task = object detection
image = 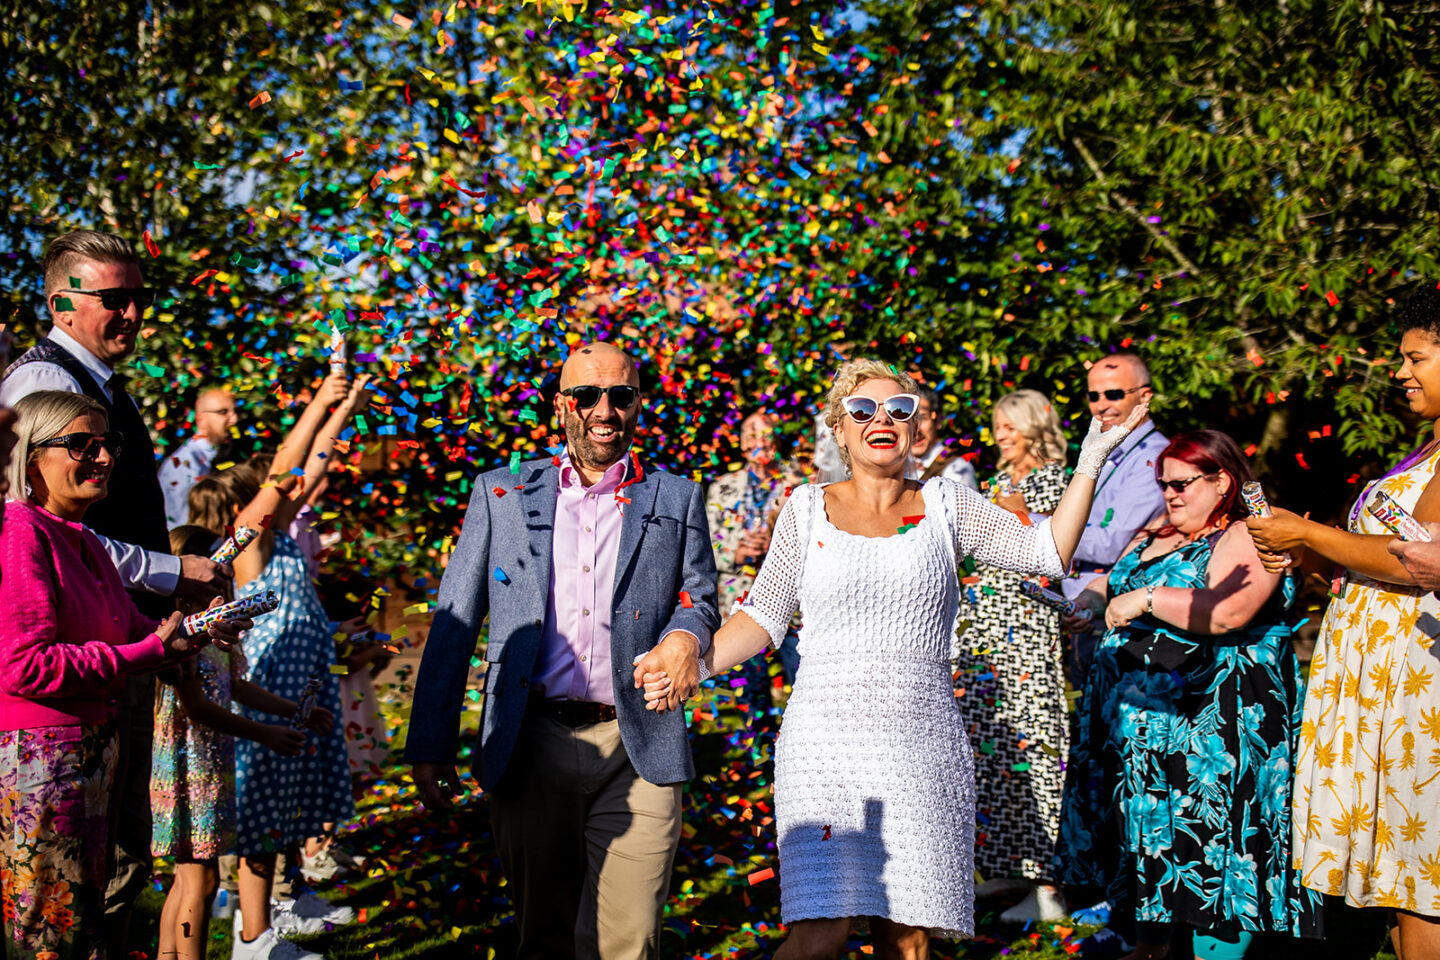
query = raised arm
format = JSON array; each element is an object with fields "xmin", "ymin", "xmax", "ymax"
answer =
[{"xmin": 1247, "ymin": 473, "xmax": 1440, "ymax": 585}]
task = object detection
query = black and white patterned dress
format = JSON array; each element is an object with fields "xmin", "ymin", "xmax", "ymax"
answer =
[{"xmin": 954, "ymin": 463, "xmax": 1068, "ymax": 882}]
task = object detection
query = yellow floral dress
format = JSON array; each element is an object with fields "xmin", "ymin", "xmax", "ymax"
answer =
[{"xmin": 1294, "ymin": 444, "xmax": 1440, "ymax": 914}]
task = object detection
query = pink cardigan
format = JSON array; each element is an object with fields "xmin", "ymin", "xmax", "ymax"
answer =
[{"xmin": 0, "ymin": 500, "xmax": 168, "ymax": 730}]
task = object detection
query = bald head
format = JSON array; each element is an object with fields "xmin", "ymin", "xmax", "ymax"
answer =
[
  {"xmin": 559, "ymin": 341, "xmax": 639, "ymax": 391},
  {"xmin": 554, "ymin": 342, "xmax": 642, "ymax": 483}
]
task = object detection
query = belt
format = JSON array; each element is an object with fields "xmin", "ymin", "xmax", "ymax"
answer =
[{"xmin": 530, "ymin": 695, "xmax": 617, "ymax": 727}]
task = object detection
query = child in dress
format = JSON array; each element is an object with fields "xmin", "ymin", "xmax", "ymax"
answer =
[
  {"xmin": 152, "ymin": 526, "xmax": 330, "ymax": 960},
  {"xmin": 187, "ymin": 370, "xmax": 369, "ymax": 959}
]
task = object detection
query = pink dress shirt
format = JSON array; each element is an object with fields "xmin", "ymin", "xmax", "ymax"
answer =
[
  {"xmin": 533, "ymin": 454, "xmax": 631, "ymax": 705},
  {"xmin": 0, "ymin": 501, "xmax": 168, "ymax": 731}
]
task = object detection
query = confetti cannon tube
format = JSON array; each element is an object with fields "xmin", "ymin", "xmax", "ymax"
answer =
[
  {"xmin": 1019, "ymin": 580, "xmax": 1091, "ymax": 623},
  {"xmin": 1369, "ymin": 490, "xmax": 1433, "ymax": 542},
  {"xmin": 290, "ymin": 672, "xmax": 323, "ymax": 729},
  {"xmin": 180, "ymin": 591, "xmax": 279, "ymax": 638},
  {"xmin": 1241, "ymin": 482, "xmax": 1294, "ymax": 565},
  {"xmin": 329, "ymin": 327, "xmax": 346, "ymax": 373},
  {"xmin": 209, "ymin": 526, "xmax": 259, "ymax": 565}
]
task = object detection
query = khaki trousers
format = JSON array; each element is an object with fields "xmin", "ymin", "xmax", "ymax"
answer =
[{"xmin": 489, "ymin": 711, "xmax": 682, "ymax": 960}]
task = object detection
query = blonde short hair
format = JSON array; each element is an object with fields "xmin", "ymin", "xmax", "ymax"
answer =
[
  {"xmin": 824, "ymin": 359, "xmax": 920, "ymax": 471},
  {"xmin": 993, "ymin": 389, "xmax": 1068, "ymax": 468},
  {"xmin": 6, "ymin": 390, "xmax": 109, "ymax": 501}
]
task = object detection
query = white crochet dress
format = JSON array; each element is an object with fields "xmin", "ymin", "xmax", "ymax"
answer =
[{"xmin": 741, "ymin": 479, "xmax": 1065, "ymax": 937}]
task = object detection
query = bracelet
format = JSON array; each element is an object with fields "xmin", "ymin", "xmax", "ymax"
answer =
[
  {"xmin": 1145, "ymin": 584, "xmax": 1156, "ymax": 614},
  {"xmin": 697, "ymin": 657, "xmax": 711, "ymax": 682}
]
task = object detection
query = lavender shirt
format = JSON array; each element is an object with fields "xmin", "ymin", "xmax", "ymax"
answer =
[
  {"xmin": 1060, "ymin": 422, "xmax": 1170, "ymax": 599},
  {"xmin": 533, "ymin": 454, "xmax": 629, "ymax": 704}
]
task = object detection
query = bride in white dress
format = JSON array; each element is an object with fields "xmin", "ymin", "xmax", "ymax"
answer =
[{"xmin": 638, "ymin": 358, "xmax": 1146, "ymax": 960}]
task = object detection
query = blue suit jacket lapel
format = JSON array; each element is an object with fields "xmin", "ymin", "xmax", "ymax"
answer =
[
  {"xmin": 613, "ymin": 458, "xmax": 661, "ymax": 595},
  {"xmin": 522, "ymin": 461, "xmax": 558, "ymax": 599}
]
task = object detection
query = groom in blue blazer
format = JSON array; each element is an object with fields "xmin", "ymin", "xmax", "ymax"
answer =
[{"xmin": 406, "ymin": 341, "xmax": 720, "ymax": 960}]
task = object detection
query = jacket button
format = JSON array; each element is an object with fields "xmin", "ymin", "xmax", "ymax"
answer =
[
  {"xmin": 534, "ymin": 619, "xmax": 542, "ymax": 627},
  {"xmin": 520, "ymin": 678, "xmax": 529, "ymax": 688}
]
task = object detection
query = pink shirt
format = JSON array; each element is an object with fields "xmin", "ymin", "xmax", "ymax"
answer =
[
  {"xmin": 533, "ymin": 454, "xmax": 631, "ymax": 704},
  {"xmin": 0, "ymin": 501, "xmax": 168, "ymax": 730}
]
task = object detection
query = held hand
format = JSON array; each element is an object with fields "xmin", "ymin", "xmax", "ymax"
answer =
[
  {"xmin": 174, "ymin": 556, "xmax": 234, "ymax": 604},
  {"xmin": 640, "ymin": 670, "xmax": 674, "ymax": 713},
  {"xmin": 261, "ymin": 724, "xmax": 307, "ymax": 757},
  {"xmin": 631, "ymin": 631, "xmax": 701, "ymax": 711},
  {"xmin": 412, "ymin": 762, "xmax": 467, "ymax": 811},
  {"xmin": 1388, "ymin": 529, "xmax": 1440, "ymax": 591},
  {"xmin": 206, "ymin": 615, "xmax": 252, "ymax": 649},
  {"xmin": 1061, "ymin": 592, "xmax": 1103, "ymax": 633},
  {"xmin": 155, "ymin": 612, "xmax": 197, "ymax": 658},
  {"xmin": 306, "ymin": 706, "xmax": 336, "ymax": 735},
  {"xmin": 1075, "ymin": 399, "xmax": 1151, "ymax": 478},
  {"xmin": 1105, "ymin": 588, "xmax": 1150, "ymax": 630},
  {"xmin": 343, "ymin": 373, "xmax": 375, "ymax": 414},
  {"xmin": 1244, "ymin": 507, "xmax": 1310, "ymax": 559},
  {"xmin": 317, "ymin": 369, "xmax": 350, "ymax": 408}
]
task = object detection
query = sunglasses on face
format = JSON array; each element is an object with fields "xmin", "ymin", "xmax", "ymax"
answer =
[
  {"xmin": 1157, "ymin": 473, "xmax": 1213, "ymax": 494},
  {"xmin": 35, "ymin": 431, "xmax": 124, "ymax": 462},
  {"xmin": 1087, "ymin": 384, "xmax": 1150, "ymax": 403},
  {"xmin": 561, "ymin": 384, "xmax": 639, "ymax": 411},
  {"xmin": 67, "ymin": 287, "xmax": 156, "ymax": 311},
  {"xmin": 841, "ymin": 393, "xmax": 920, "ymax": 423}
]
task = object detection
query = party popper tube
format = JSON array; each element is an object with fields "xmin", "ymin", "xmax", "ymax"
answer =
[
  {"xmin": 210, "ymin": 526, "xmax": 259, "ymax": 565},
  {"xmin": 180, "ymin": 591, "xmax": 279, "ymax": 638},
  {"xmin": 1369, "ymin": 490, "xmax": 1433, "ymax": 542}
]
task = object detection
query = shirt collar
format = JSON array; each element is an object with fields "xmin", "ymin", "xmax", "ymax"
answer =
[
  {"xmin": 558, "ymin": 451, "xmax": 632, "ymax": 491},
  {"xmin": 1111, "ymin": 419, "xmax": 1157, "ymax": 461},
  {"xmin": 47, "ymin": 326, "xmax": 116, "ymax": 386},
  {"xmin": 185, "ymin": 434, "xmax": 217, "ymax": 456}
]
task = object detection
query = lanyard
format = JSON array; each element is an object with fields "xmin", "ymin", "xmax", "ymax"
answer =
[{"xmin": 1092, "ymin": 426, "xmax": 1156, "ymax": 501}]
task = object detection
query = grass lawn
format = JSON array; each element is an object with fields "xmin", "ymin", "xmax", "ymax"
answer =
[{"xmin": 129, "ymin": 670, "xmax": 1400, "ymax": 959}]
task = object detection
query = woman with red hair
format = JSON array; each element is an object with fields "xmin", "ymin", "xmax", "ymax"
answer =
[{"xmin": 1053, "ymin": 430, "xmax": 1319, "ymax": 959}]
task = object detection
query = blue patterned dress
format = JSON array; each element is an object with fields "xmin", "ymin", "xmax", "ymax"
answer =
[
  {"xmin": 233, "ymin": 533, "xmax": 354, "ymax": 856},
  {"xmin": 1053, "ymin": 531, "xmax": 1320, "ymax": 937}
]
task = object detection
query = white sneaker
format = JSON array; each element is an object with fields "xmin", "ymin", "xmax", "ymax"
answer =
[
  {"xmin": 999, "ymin": 885, "xmax": 1068, "ymax": 924},
  {"xmin": 299, "ymin": 849, "xmax": 347, "ymax": 883},
  {"xmin": 236, "ymin": 903, "xmax": 325, "ymax": 937},
  {"xmin": 281, "ymin": 891, "xmax": 356, "ymax": 926},
  {"xmin": 327, "ymin": 845, "xmax": 366, "ymax": 871},
  {"xmin": 230, "ymin": 925, "xmax": 324, "ymax": 960},
  {"xmin": 212, "ymin": 887, "xmax": 236, "ymax": 920}
]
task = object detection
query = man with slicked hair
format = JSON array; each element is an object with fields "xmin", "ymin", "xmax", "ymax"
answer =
[
  {"xmin": 407, "ymin": 341, "xmax": 720, "ymax": 959},
  {"xmin": 0, "ymin": 229, "xmax": 232, "ymax": 955}
]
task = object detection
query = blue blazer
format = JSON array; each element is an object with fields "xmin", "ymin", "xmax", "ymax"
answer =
[{"xmin": 405, "ymin": 455, "xmax": 721, "ymax": 790}]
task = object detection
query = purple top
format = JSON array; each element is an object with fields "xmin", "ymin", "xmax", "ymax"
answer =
[{"xmin": 1061, "ymin": 422, "xmax": 1171, "ymax": 599}]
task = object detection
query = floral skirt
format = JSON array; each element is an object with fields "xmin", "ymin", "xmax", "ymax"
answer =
[{"xmin": 0, "ymin": 721, "xmax": 117, "ymax": 960}]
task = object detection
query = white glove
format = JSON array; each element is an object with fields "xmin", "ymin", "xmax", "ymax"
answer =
[{"xmin": 1074, "ymin": 401, "xmax": 1151, "ymax": 479}]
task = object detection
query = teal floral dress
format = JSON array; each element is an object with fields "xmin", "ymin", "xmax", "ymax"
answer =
[{"xmin": 1053, "ymin": 531, "xmax": 1321, "ymax": 937}]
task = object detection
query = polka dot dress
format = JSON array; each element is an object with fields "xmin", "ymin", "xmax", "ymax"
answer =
[{"xmin": 234, "ymin": 532, "xmax": 355, "ymax": 856}]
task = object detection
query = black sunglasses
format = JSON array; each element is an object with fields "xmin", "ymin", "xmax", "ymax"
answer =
[
  {"xmin": 561, "ymin": 385, "xmax": 639, "ymax": 411},
  {"xmin": 66, "ymin": 287, "xmax": 156, "ymax": 311},
  {"xmin": 1157, "ymin": 473, "xmax": 1213, "ymax": 494},
  {"xmin": 1087, "ymin": 384, "xmax": 1150, "ymax": 402},
  {"xmin": 35, "ymin": 431, "xmax": 124, "ymax": 462}
]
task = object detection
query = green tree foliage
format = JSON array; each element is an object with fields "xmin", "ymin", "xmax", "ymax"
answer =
[{"xmin": 1, "ymin": 0, "xmax": 1433, "ymax": 591}]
